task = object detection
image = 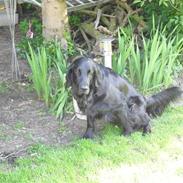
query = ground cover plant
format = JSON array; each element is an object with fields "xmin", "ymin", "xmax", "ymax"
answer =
[{"xmin": 0, "ymin": 106, "xmax": 183, "ymax": 183}]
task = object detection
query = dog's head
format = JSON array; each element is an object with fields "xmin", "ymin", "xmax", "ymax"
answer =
[{"xmin": 66, "ymin": 56, "xmax": 102, "ymax": 96}]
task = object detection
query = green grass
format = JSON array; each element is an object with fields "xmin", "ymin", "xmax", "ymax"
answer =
[
  {"xmin": 0, "ymin": 82, "xmax": 8, "ymax": 94},
  {"xmin": 14, "ymin": 121, "xmax": 25, "ymax": 130},
  {"xmin": 0, "ymin": 107, "xmax": 183, "ymax": 183}
]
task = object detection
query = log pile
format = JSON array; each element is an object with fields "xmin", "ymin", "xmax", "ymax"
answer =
[{"xmin": 71, "ymin": 0, "xmax": 147, "ymax": 55}]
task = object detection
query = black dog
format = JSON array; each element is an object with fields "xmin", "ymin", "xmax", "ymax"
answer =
[{"xmin": 66, "ymin": 56, "xmax": 182, "ymax": 139}]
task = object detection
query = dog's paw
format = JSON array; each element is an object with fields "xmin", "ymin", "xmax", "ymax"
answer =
[
  {"xmin": 83, "ymin": 129, "xmax": 94, "ymax": 139},
  {"xmin": 123, "ymin": 129, "xmax": 133, "ymax": 136},
  {"xmin": 142, "ymin": 124, "xmax": 152, "ymax": 136}
]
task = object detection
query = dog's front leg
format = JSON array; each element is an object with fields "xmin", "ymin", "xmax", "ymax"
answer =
[{"xmin": 83, "ymin": 115, "xmax": 95, "ymax": 139}]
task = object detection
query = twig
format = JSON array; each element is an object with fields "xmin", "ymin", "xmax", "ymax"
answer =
[
  {"xmin": 117, "ymin": 0, "xmax": 147, "ymax": 28},
  {"xmin": 97, "ymin": 26, "xmax": 113, "ymax": 35},
  {"xmin": 80, "ymin": 10, "xmax": 116, "ymax": 18},
  {"xmin": 94, "ymin": 9, "xmax": 102, "ymax": 29},
  {"xmin": 0, "ymin": 145, "xmax": 32, "ymax": 162},
  {"xmin": 79, "ymin": 28, "xmax": 92, "ymax": 51}
]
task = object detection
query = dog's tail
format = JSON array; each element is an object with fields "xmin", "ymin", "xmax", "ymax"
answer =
[{"xmin": 146, "ymin": 86, "xmax": 182, "ymax": 117}]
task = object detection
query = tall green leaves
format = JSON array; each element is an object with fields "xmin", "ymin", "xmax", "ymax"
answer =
[
  {"xmin": 26, "ymin": 42, "xmax": 71, "ymax": 118},
  {"xmin": 114, "ymin": 27, "xmax": 183, "ymax": 93},
  {"xmin": 51, "ymin": 42, "xmax": 71, "ymax": 118},
  {"xmin": 113, "ymin": 30, "xmax": 133, "ymax": 75},
  {"xmin": 27, "ymin": 44, "xmax": 51, "ymax": 106}
]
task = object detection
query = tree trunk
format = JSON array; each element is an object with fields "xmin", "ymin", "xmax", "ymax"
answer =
[{"xmin": 42, "ymin": 0, "xmax": 68, "ymax": 41}]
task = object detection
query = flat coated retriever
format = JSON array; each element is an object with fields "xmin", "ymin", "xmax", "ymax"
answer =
[{"xmin": 66, "ymin": 56, "xmax": 182, "ymax": 139}]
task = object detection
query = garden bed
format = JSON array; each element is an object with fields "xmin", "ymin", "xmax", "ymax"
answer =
[{"xmin": 0, "ymin": 27, "xmax": 86, "ymax": 161}]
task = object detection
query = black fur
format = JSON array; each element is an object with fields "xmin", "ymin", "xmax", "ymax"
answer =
[
  {"xmin": 66, "ymin": 56, "xmax": 182, "ymax": 139},
  {"xmin": 146, "ymin": 87, "xmax": 182, "ymax": 117}
]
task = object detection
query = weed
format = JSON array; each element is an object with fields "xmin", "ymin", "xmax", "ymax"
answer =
[
  {"xmin": 0, "ymin": 83, "xmax": 8, "ymax": 94},
  {"xmin": 14, "ymin": 121, "xmax": 24, "ymax": 130}
]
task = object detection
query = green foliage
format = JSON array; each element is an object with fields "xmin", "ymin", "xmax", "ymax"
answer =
[
  {"xmin": 134, "ymin": 0, "xmax": 183, "ymax": 36},
  {"xmin": 0, "ymin": 83, "xmax": 8, "ymax": 94},
  {"xmin": 0, "ymin": 107, "xmax": 183, "ymax": 183},
  {"xmin": 26, "ymin": 43, "xmax": 51, "ymax": 106},
  {"xmin": 134, "ymin": 0, "xmax": 183, "ymax": 7},
  {"xmin": 69, "ymin": 15, "xmax": 81, "ymax": 27},
  {"xmin": 64, "ymin": 31, "xmax": 77, "ymax": 57},
  {"xmin": 17, "ymin": 17, "xmax": 76, "ymax": 60},
  {"xmin": 113, "ymin": 26, "xmax": 183, "ymax": 93},
  {"xmin": 17, "ymin": 18, "xmax": 43, "ymax": 58},
  {"xmin": 50, "ymin": 42, "xmax": 73, "ymax": 118},
  {"xmin": 26, "ymin": 41, "xmax": 71, "ymax": 117}
]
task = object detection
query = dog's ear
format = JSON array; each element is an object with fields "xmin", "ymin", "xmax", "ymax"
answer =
[
  {"xmin": 66, "ymin": 64, "xmax": 74, "ymax": 87},
  {"xmin": 93, "ymin": 64, "xmax": 103, "ymax": 88}
]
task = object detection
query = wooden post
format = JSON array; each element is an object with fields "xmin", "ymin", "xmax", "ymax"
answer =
[{"xmin": 42, "ymin": 0, "xmax": 68, "ymax": 41}]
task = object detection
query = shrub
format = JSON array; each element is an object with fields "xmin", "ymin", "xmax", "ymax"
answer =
[
  {"xmin": 134, "ymin": 0, "xmax": 183, "ymax": 37},
  {"xmin": 113, "ymin": 26, "xmax": 183, "ymax": 93}
]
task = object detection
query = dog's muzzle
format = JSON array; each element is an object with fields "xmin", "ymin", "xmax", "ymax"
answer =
[{"xmin": 79, "ymin": 85, "xmax": 90, "ymax": 95}]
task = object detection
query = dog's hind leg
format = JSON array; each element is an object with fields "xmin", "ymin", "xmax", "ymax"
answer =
[
  {"xmin": 116, "ymin": 111, "xmax": 133, "ymax": 136},
  {"xmin": 142, "ymin": 123, "xmax": 151, "ymax": 135}
]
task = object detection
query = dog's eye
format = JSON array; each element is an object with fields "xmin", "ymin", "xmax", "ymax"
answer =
[
  {"xmin": 87, "ymin": 70, "xmax": 91, "ymax": 75},
  {"xmin": 74, "ymin": 69, "xmax": 81, "ymax": 76}
]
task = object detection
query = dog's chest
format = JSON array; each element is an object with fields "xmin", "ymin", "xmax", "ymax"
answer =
[{"xmin": 75, "ymin": 92, "xmax": 105, "ymax": 113}]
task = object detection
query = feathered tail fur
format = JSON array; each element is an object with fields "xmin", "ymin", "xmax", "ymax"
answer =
[{"xmin": 146, "ymin": 87, "xmax": 182, "ymax": 117}]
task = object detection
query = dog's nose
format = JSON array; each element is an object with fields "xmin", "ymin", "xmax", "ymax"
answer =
[{"xmin": 81, "ymin": 85, "xmax": 89, "ymax": 91}]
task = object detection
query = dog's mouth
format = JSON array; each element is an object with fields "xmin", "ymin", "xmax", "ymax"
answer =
[{"xmin": 78, "ymin": 89, "xmax": 90, "ymax": 95}]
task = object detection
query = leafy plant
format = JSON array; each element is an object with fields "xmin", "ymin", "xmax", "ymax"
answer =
[
  {"xmin": 50, "ymin": 42, "xmax": 73, "ymax": 118},
  {"xmin": 134, "ymin": 0, "xmax": 183, "ymax": 36},
  {"xmin": 26, "ymin": 41, "xmax": 72, "ymax": 117},
  {"xmin": 63, "ymin": 31, "xmax": 77, "ymax": 57},
  {"xmin": 26, "ymin": 43, "xmax": 51, "ymax": 106},
  {"xmin": 17, "ymin": 18, "xmax": 43, "ymax": 58},
  {"xmin": 113, "ymin": 26, "xmax": 183, "ymax": 93},
  {"xmin": 69, "ymin": 15, "xmax": 81, "ymax": 27}
]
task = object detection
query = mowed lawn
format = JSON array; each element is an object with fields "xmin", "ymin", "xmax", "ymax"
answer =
[{"xmin": 0, "ymin": 107, "xmax": 183, "ymax": 183}]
